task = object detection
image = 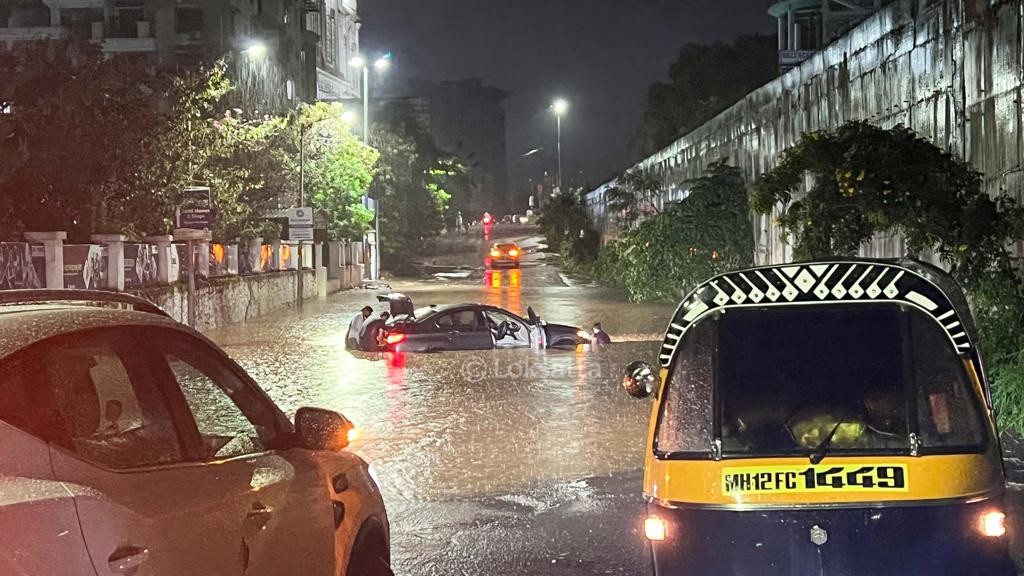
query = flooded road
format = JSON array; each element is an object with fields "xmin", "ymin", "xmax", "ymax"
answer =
[{"xmin": 207, "ymin": 231, "xmax": 676, "ymax": 574}]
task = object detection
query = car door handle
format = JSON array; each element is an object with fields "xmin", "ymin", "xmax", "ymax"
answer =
[
  {"xmin": 108, "ymin": 545, "xmax": 149, "ymax": 574},
  {"xmin": 244, "ymin": 503, "xmax": 273, "ymax": 533}
]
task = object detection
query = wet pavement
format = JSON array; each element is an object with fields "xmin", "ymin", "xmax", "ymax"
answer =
[
  {"xmin": 207, "ymin": 229, "xmax": 675, "ymax": 575},
  {"xmin": 206, "ymin": 227, "xmax": 1024, "ymax": 575}
]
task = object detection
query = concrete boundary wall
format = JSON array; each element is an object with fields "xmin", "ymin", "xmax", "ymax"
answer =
[{"xmin": 587, "ymin": 0, "xmax": 1024, "ymax": 265}]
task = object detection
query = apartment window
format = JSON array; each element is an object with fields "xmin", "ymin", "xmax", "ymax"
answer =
[
  {"xmin": 175, "ymin": 7, "xmax": 202, "ymax": 34},
  {"xmin": 324, "ymin": 9, "xmax": 337, "ymax": 66}
]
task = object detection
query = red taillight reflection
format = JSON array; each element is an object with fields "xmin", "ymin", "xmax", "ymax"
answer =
[{"xmin": 386, "ymin": 333, "xmax": 407, "ymax": 345}]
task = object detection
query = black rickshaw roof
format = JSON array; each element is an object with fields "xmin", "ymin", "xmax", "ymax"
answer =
[{"xmin": 659, "ymin": 259, "xmax": 981, "ymax": 371}]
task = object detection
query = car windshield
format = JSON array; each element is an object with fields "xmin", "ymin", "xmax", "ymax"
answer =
[{"xmin": 657, "ymin": 305, "xmax": 987, "ymax": 458}]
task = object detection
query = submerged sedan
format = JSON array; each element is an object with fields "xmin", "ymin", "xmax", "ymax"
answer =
[{"xmin": 377, "ymin": 294, "xmax": 586, "ymax": 352}]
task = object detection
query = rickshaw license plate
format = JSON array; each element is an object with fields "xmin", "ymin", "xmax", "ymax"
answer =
[{"xmin": 722, "ymin": 464, "xmax": 908, "ymax": 495}]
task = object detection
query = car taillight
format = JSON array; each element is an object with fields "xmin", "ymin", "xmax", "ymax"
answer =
[
  {"xmin": 490, "ymin": 249, "xmax": 501, "ymax": 257},
  {"xmin": 508, "ymin": 248, "xmax": 519, "ymax": 257},
  {"xmin": 386, "ymin": 333, "xmax": 407, "ymax": 345}
]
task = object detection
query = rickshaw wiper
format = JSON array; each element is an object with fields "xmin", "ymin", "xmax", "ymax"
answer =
[{"xmin": 809, "ymin": 419, "xmax": 845, "ymax": 465}]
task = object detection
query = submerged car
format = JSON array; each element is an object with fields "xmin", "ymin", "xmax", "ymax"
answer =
[
  {"xmin": 486, "ymin": 242, "xmax": 522, "ymax": 269},
  {"xmin": 0, "ymin": 290, "xmax": 392, "ymax": 576},
  {"xmin": 622, "ymin": 259, "xmax": 1014, "ymax": 575},
  {"xmin": 377, "ymin": 293, "xmax": 585, "ymax": 352}
]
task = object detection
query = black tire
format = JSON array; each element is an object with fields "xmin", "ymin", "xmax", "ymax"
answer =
[{"xmin": 346, "ymin": 521, "xmax": 392, "ymax": 576}]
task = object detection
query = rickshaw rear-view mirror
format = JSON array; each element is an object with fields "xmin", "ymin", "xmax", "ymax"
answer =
[{"xmin": 623, "ymin": 361, "xmax": 658, "ymax": 399}]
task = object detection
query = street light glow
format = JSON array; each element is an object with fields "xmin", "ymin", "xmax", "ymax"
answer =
[
  {"xmin": 349, "ymin": 55, "xmax": 367, "ymax": 68},
  {"xmin": 552, "ymin": 98, "xmax": 569, "ymax": 115},
  {"xmin": 374, "ymin": 56, "xmax": 391, "ymax": 71},
  {"xmin": 341, "ymin": 110, "xmax": 358, "ymax": 125},
  {"xmin": 244, "ymin": 42, "xmax": 267, "ymax": 58}
]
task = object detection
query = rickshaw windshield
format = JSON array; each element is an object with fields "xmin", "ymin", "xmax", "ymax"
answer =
[{"xmin": 656, "ymin": 304, "xmax": 988, "ymax": 459}]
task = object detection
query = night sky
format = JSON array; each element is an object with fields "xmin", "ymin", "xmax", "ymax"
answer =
[{"xmin": 361, "ymin": 0, "xmax": 775, "ymax": 197}]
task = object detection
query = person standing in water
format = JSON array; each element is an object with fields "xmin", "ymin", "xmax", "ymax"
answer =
[
  {"xmin": 591, "ymin": 322, "xmax": 611, "ymax": 346},
  {"xmin": 347, "ymin": 306, "xmax": 373, "ymax": 349}
]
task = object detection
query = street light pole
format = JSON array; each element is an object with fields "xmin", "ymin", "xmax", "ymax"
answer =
[
  {"xmin": 362, "ymin": 64, "xmax": 370, "ymax": 143},
  {"xmin": 556, "ymin": 113, "xmax": 562, "ymax": 190},
  {"xmin": 551, "ymin": 98, "xmax": 568, "ymax": 191}
]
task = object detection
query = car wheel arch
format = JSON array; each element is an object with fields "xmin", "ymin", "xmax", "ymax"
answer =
[{"xmin": 346, "ymin": 517, "xmax": 391, "ymax": 576}]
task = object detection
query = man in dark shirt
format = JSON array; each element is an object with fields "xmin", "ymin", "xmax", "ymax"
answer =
[
  {"xmin": 591, "ymin": 322, "xmax": 611, "ymax": 346},
  {"xmin": 359, "ymin": 311, "xmax": 391, "ymax": 351}
]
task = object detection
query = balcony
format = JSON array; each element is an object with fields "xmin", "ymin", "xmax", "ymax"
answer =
[
  {"xmin": 100, "ymin": 36, "xmax": 156, "ymax": 53},
  {"xmin": 0, "ymin": 26, "xmax": 67, "ymax": 48},
  {"xmin": 779, "ymin": 49, "xmax": 816, "ymax": 71}
]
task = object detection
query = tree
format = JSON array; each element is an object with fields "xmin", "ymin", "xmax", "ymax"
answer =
[
  {"xmin": 371, "ymin": 100, "xmax": 457, "ymax": 257},
  {"xmin": 753, "ymin": 121, "xmax": 1024, "ymax": 431},
  {"xmin": 605, "ymin": 169, "xmax": 665, "ymax": 226},
  {"xmin": 0, "ymin": 40, "xmax": 166, "ymax": 240},
  {"xmin": 294, "ymin": 102, "xmax": 379, "ymax": 241},
  {"xmin": 628, "ymin": 35, "xmax": 778, "ymax": 160},
  {"xmin": 596, "ymin": 161, "xmax": 754, "ymax": 300},
  {"xmin": 751, "ymin": 121, "xmax": 1021, "ymax": 288},
  {"xmin": 536, "ymin": 188, "xmax": 593, "ymax": 257}
]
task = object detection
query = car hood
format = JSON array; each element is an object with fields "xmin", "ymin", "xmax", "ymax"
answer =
[{"xmin": 377, "ymin": 293, "xmax": 414, "ymax": 317}]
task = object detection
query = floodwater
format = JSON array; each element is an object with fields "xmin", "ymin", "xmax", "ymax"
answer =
[{"xmin": 207, "ymin": 233, "xmax": 677, "ymax": 574}]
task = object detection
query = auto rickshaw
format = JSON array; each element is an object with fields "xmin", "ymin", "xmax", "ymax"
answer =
[{"xmin": 622, "ymin": 259, "xmax": 1016, "ymax": 575}]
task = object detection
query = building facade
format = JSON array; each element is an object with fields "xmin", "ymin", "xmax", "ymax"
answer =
[
  {"xmin": 307, "ymin": 0, "xmax": 360, "ymax": 101},
  {"xmin": 0, "ymin": 0, "xmax": 358, "ymax": 111},
  {"xmin": 769, "ymin": 0, "xmax": 888, "ymax": 71}
]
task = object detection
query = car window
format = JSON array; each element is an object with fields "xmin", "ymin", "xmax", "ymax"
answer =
[
  {"xmin": 0, "ymin": 330, "xmax": 186, "ymax": 469},
  {"xmin": 159, "ymin": 336, "xmax": 279, "ymax": 460},
  {"xmin": 435, "ymin": 310, "xmax": 480, "ymax": 330}
]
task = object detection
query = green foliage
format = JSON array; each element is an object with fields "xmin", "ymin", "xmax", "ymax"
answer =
[
  {"xmin": 594, "ymin": 161, "xmax": 754, "ymax": 300},
  {"xmin": 0, "ymin": 45, "xmax": 379, "ymax": 243},
  {"xmin": 536, "ymin": 188, "xmax": 593, "ymax": 257},
  {"xmin": 372, "ymin": 101, "xmax": 463, "ymax": 257},
  {"xmin": 629, "ymin": 35, "xmax": 778, "ymax": 160},
  {"xmin": 296, "ymin": 102, "xmax": 379, "ymax": 241},
  {"xmin": 606, "ymin": 169, "xmax": 664, "ymax": 226},
  {"xmin": 754, "ymin": 121, "xmax": 1024, "ymax": 432},
  {"xmin": 752, "ymin": 121, "xmax": 1020, "ymax": 288}
]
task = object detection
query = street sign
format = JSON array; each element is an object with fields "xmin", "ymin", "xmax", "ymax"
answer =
[
  {"xmin": 289, "ymin": 227, "xmax": 314, "ymax": 241},
  {"xmin": 287, "ymin": 207, "xmax": 314, "ymax": 228},
  {"xmin": 173, "ymin": 228, "xmax": 212, "ymax": 242},
  {"xmin": 177, "ymin": 186, "xmax": 212, "ymax": 231}
]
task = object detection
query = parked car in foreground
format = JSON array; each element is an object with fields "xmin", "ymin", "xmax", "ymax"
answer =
[
  {"xmin": 0, "ymin": 290, "xmax": 392, "ymax": 576},
  {"xmin": 377, "ymin": 293, "xmax": 587, "ymax": 352}
]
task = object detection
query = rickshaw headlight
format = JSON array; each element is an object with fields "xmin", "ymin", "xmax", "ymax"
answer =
[
  {"xmin": 979, "ymin": 510, "xmax": 1006, "ymax": 538},
  {"xmin": 644, "ymin": 516, "xmax": 667, "ymax": 541}
]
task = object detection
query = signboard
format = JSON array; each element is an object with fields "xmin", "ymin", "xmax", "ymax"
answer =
[
  {"xmin": 287, "ymin": 207, "xmax": 314, "ymax": 241},
  {"xmin": 287, "ymin": 207, "xmax": 314, "ymax": 227},
  {"xmin": 63, "ymin": 245, "xmax": 107, "ymax": 289},
  {"xmin": 176, "ymin": 186, "xmax": 212, "ymax": 231},
  {"xmin": 124, "ymin": 244, "xmax": 158, "ymax": 288},
  {"xmin": 289, "ymin": 227, "xmax": 314, "ymax": 241}
]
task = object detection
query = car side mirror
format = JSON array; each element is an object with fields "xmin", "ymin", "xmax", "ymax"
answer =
[
  {"xmin": 295, "ymin": 407, "xmax": 354, "ymax": 452},
  {"xmin": 622, "ymin": 361, "xmax": 658, "ymax": 399}
]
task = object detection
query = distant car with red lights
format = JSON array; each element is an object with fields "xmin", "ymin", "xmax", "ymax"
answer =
[{"xmin": 487, "ymin": 242, "xmax": 521, "ymax": 269}]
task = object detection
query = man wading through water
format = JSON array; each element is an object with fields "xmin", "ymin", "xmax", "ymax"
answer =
[{"xmin": 347, "ymin": 306, "xmax": 373, "ymax": 350}]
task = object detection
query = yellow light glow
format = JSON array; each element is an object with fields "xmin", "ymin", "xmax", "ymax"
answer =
[
  {"xmin": 490, "ymin": 249, "xmax": 501, "ymax": 257},
  {"xmin": 346, "ymin": 427, "xmax": 361, "ymax": 445},
  {"xmin": 980, "ymin": 511, "xmax": 1006, "ymax": 537},
  {"xmin": 644, "ymin": 516, "xmax": 667, "ymax": 541}
]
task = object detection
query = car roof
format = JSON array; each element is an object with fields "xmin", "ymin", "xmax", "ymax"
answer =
[{"xmin": 0, "ymin": 304, "xmax": 181, "ymax": 359}]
